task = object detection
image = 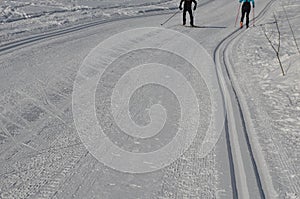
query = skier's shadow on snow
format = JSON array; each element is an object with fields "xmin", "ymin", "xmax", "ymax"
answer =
[{"xmin": 187, "ymin": 25, "xmax": 227, "ymax": 29}]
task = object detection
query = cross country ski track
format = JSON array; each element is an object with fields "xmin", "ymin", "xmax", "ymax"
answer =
[
  {"xmin": 0, "ymin": 0, "xmax": 215, "ymax": 55},
  {"xmin": 0, "ymin": 0, "xmax": 280, "ymax": 198},
  {"xmin": 213, "ymin": 0, "xmax": 278, "ymax": 198}
]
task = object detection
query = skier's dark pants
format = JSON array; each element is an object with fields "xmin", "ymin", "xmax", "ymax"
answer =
[
  {"xmin": 183, "ymin": 8, "xmax": 193, "ymax": 25},
  {"xmin": 241, "ymin": 2, "xmax": 251, "ymax": 27}
]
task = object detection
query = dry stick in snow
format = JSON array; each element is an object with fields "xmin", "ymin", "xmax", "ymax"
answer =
[
  {"xmin": 282, "ymin": 4, "xmax": 300, "ymax": 54},
  {"xmin": 262, "ymin": 14, "xmax": 285, "ymax": 76}
]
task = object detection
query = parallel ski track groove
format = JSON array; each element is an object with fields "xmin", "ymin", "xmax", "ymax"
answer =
[
  {"xmin": 233, "ymin": 2, "xmax": 300, "ymax": 195},
  {"xmin": 224, "ymin": 117, "xmax": 238, "ymax": 199},
  {"xmin": 213, "ymin": 0, "xmax": 276, "ymax": 198},
  {"xmin": 0, "ymin": 0, "xmax": 276, "ymax": 198},
  {"xmin": 0, "ymin": 0, "xmax": 215, "ymax": 56}
]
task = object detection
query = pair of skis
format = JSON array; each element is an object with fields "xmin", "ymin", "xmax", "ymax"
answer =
[{"xmin": 160, "ymin": 11, "xmax": 197, "ymax": 27}]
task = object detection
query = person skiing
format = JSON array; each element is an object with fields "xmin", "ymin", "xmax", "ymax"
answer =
[
  {"xmin": 239, "ymin": 0, "xmax": 255, "ymax": 28},
  {"xmin": 179, "ymin": 0, "xmax": 197, "ymax": 27}
]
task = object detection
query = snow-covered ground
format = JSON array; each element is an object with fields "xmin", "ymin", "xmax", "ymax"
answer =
[
  {"xmin": 0, "ymin": 0, "xmax": 299, "ymax": 198},
  {"xmin": 231, "ymin": 0, "xmax": 300, "ymax": 198},
  {"xmin": 0, "ymin": 1, "xmax": 232, "ymax": 198},
  {"xmin": 0, "ymin": 0, "xmax": 176, "ymax": 43},
  {"xmin": 0, "ymin": 0, "xmax": 210, "ymax": 44}
]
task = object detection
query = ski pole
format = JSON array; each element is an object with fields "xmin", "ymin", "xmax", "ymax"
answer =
[
  {"xmin": 235, "ymin": 3, "xmax": 241, "ymax": 27},
  {"xmin": 252, "ymin": 7, "xmax": 255, "ymax": 27},
  {"xmin": 161, "ymin": 10, "xmax": 181, "ymax": 26}
]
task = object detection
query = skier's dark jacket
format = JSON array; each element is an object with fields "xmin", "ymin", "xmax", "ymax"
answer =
[{"xmin": 179, "ymin": 0, "xmax": 197, "ymax": 10}]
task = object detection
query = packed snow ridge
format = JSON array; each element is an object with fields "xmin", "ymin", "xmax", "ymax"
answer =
[{"xmin": 0, "ymin": 0, "xmax": 196, "ymax": 44}]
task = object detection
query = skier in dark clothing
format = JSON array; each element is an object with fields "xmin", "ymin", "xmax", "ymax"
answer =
[
  {"xmin": 239, "ymin": 0, "xmax": 255, "ymax": 28},
  {"xmin": 179, "ymin": 0, "xmax": 197, "ymax": 27}
]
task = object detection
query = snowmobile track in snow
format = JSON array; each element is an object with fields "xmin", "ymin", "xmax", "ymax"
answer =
[{"xmin": 213, "ymin": 0, "xmax": 279, "ymax": 198}]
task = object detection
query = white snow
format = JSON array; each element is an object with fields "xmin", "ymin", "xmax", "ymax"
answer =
[
  {"xmin": 231, "ymin": 0, "xmax": 300, "ymax": 197},
  {"xmin": 0, "ymin": 0, "xmax": 299, "ymax": 198},
  {"xmin": 0, "ymin": 0, "xmax": 184, "ymax": 44}
]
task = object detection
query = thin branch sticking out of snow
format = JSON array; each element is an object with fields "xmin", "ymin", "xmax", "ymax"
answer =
[
  {"xmin": 282, "ymin": 4, "xmax": 300, "ymax": 55},
  {"xmin": 262, "ymin": 14, "xmax": 285, "ymax": 76}
]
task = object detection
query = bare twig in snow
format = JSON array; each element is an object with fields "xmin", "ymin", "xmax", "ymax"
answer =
[
  {"xmin": 282, "ymin": 4, "xmax": 300, "ymax": 54},
  {"xmin": 262, "ymin": 14, "xmax": 285, "ymax": 76}
]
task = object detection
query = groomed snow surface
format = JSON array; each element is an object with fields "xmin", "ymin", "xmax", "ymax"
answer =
[
  {"xmin": 0, "ymin": 0, "xmax": 207, "ymax": 44},
  {"xmin": 0, "ymin": 0, "xmax": 299, "ymax": 198},
  {"xmin": 231, "ymin": 0, "xmax": 300, "ymax": 198}
]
